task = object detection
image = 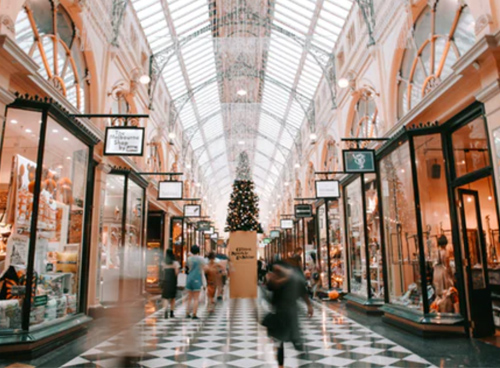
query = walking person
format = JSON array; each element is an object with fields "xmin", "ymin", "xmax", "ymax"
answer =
[
  {"xmin": 263, "ymin": 261, "xmax": 313, "ymax": 368},
  {"xmin": 204, "ymin": 252, "xmax": 221, "ymax": 313},
  {"xmin": 308, "ymin": 252, "xmax": 321, "ymax": 300},
  {"xmin": 161, "ymin": 248, "xmax": 180, "ymax": 318},
  {"xmin": 185, "ymin": 245, "xmax": 205, "ymax": 319}
]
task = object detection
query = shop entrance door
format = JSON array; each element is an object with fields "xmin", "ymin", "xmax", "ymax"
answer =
[{"xmin": 457, "ymin": 189, "xmax": 495, "ymax": 337}]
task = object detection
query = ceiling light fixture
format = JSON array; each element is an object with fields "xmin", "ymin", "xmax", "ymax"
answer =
[
  {"xmin": 294, "ymin": 163, "xmax": 300, "ymax": 168},
  {"xmin": 186, "ymin": 164, "xmax": 191, "ymax": 169},
  {"xmin": 238, "ymin": 140, "xmax": 245, "ymax": 145},
  {"xmin": 168, "ymin": 132, "xmax": 176, "ymax": 140},
  {"xmin": 338, "ymin": 77, "xmax": 350, "ymax": 89},
  {"xmin": 139, "ymin": 74, "xmax": 151, "ymax": 85},
  {"xmin": 237, "ymin": 89, "xmax": 247, "ymax": 96},
  {"xmin": 310, "ymin": 133, "xmax": 317, "ymax": 141},
  {"xmin": 284, "ymin": 182, "xmax": 289, "ymax": 186}
]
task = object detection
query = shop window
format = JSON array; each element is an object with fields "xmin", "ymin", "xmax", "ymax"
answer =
[
  {"xmin": 99, "ymin": 174, "xmax": 145, "ymax": 304},
  {"xmin": 365, "ymin": 173, "xmax": 384, "ymax": 300},
  {"xmin": 317, "ymin": 204, "xmax": 329, "ymax": 288},
  {"xmin": 380, "ymin": 142, "xmax": 423, "ymax": 311},
  {"xmin": 0, "ymin": 104, "xmax": 93, "ymax": 331},
  {"xmin": 452, "ymin": 117, "xmax": 490, "ymax": 178},
  {"xmin": 397, "ymin": 1, "xmax": 475, "ymax": 118},
  {"xmin": 346, "ymin": 178, "xmax": 366, "ymax": 296},
  {"xmin": 328, "ymin": 200, "xmax": 345, "ymax": 290},
  {"xmin": 15, "ymin": 1, "xmax": 89, "ymax": 112},
  {"xmin": 414, "ymin": 134, "xmax": 459, "ymax": 315},
  {"xmin": 350, "ymin": 90, "xmax": 379, "ymax": 139}
]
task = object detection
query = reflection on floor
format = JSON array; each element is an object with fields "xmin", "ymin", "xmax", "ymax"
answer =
[{"xmin": 61, "ymin": 298, "xmax": 435, "ymax": 368}]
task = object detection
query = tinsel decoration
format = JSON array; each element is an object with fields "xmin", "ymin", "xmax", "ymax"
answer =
[{"xmin": 225, "ymin": 152, "xmax": 263, "ymax": 233}]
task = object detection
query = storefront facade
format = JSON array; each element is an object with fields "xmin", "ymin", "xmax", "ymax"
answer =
[{"xmin": 0, "ymin": 96, "xmax": 98, "ymax": 349}]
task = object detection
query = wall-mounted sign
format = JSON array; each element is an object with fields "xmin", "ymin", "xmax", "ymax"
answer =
[
  {"xmin": 295, "ymin": 204, "xmax": 313, "ymax": 218},
  {"xmin": 263, "ymin": 238, "xmax": 271, "ymax": 245},
  {"xmin": 104, "ymin": 127, "xmax": 145, "ymax": 156},
  {"xmin": 184, "ymin": 204, "xmax": 201, "ymax": 218},
  {"xmin": 270, "ymin": 230, "xmax": 280, "ymax": 238},
  {"xmin": 280, "ymin": 219, "xmax": 294, "ymax": 229},
  {"xmin": 210, "ymin": 232, "xmax": 218, "ymax": 240},
  {"xmin": 205, "ymin": 226, "xmax": 215, "ymax": 235},
  {"xmin": 158, "ymin": 181, "xmax": 183, "ymax": 200},
  {"xmin": 315, "ymin": 180, "xmax": 340, "ymax": 199},
  {"xmin": 343, "ymin": 149, "xmax": 376, "ymax": 173},
  {"xmin": 197, "ymin": 221, "xmax": 211, "ymax": 231}
]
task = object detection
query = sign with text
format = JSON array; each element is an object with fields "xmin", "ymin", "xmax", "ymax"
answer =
[
  {"xmin": 104, "ymin": 127, "xmax": 145, "ymax": 156},
  {"xmin": 270, "ymin": 230, "xmax": 280, "ymax": 238},
  {"xmin": 315, "ymin": 180, "xmax": 340, "ymax": 199},
  {"xmin": 343, "ymin": 149, "xmax": 376, "ymax": 173},
  {"xmin": 205, "ymin": 226, "xmax": 215, "ymax": 235},
  {"xmin": 158, "ymin": 181, "xmax": 183, "ymax": 200},
  {"xmin": 280, "ymin": 219, "xmax": 294, "ymax": 229},
  {"xmin": 197, "ymin": 221, "xmax": 211, "ymax": 231},
  {"xmin": 295, "ymin": 204, "xmax": 313, "ymax": 218},
  {"xmin": 210, "ymin": 232, "xmax": 218, "ymax": 240},
  {"xmin": 184, "ymin": 204, "xmax": 201, "ymax": 218}
]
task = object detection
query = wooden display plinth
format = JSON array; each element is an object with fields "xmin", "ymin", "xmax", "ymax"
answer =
[{"xmin": 229, "ymin": 231, "xmax": 257, "ymax": 299}]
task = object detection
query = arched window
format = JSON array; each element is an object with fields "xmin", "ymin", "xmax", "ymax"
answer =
[
  {"xmin": 351, "ymin": 90, "xmax": 379, "ymax": 139},
  {"xmin": 398, "ymin": 0, "xmax": 475, "ymax": 118},
  {"xmin": 15, "ymin": 0, "xmax": 89, "ymax": 112}
]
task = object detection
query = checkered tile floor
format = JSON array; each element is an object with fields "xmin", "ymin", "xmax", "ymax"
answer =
[{"xmin": 62, "ymin": 297, "xmax": 436, "ymax": 367}]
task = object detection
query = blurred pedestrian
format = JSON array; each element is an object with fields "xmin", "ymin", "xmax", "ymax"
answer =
[
  {"xmin": 161, "ymin": 248, "xmax": 180, "ymax": 318},
  {"xmin": 308, "ymin": 252, "xmax": 321, "ymax": 300},
  {"xmin": 263, "ymin": 261, "xmax": 313, "ymax": 368},
  {"xmin": 185, "ymin": 245, "xmax": 205, "ymax": 319},
  {"xmin": 204, "ymin": 252, "xmax": 221, "ymax": 313}
]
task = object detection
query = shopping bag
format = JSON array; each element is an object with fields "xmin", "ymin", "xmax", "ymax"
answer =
[{"xmin": 177, "ymin": 272, "xmax": 187, "ymax": 288}]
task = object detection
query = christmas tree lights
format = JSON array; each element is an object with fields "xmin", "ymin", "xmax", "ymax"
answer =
[{"xmin": 225, "ymin": 152, "xmax": 263, "ymax": 233}]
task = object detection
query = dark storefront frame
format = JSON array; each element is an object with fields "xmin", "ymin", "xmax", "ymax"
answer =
[
  {"xmin": 376, "ymin": 102, "xmax": 500, "ymax": 337},
  {"xmin": 0, "ymin": 96, "xmax": 99, "ymax": 346}
]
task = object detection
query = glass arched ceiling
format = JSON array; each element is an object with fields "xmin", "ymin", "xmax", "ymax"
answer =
[{"xmin": 131, "ymin": 0, "xmax": 354, "ymax": 199}]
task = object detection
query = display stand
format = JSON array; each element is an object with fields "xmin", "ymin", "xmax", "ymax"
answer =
[{"xmin": 229, "ymin": 231, "xmax": 257, "ymax": 299}]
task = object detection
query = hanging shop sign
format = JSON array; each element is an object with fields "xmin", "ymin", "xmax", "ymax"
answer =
[
  {"xmin": 104, "ymin": 126, "xmax": 145, "ymax": 156},
  {"xmin": 295, "ymin": 204, "xmax": 313, "ymax": 218},
  {"xmin": 315, "ymin": 180, "xmax": 340, "ymax": 199},
  {"xmin": 211, "ymin": 232, "xmax": 219, "ymax": 240},
  {"xmin": 270, "ymin": 230, "xmax": 280, "ymax": 238},
  {"xmin": 280, "ymin": 219, "xmax": 294, "ymax": 229},
  {"xmin": 158, "ymin": 181, "xmax": 183, "ymax": 200},
  {"xmin": 184, "ymin": 204, "xmax": 201, "ymax": 218},
  {"xmin": 263, "ymin": 238, "xmax": 271, "ymax": 245},
  {"xmin": 205, "ymin": 226, "xmax": 215, "ymax": 235},
  {"xmin": 197, "ymin": 221, "xmax": 211, "ymax": 231},
  {"xmin": 343, "ymin": 149, "xmax": 376, "ymax": 173}
]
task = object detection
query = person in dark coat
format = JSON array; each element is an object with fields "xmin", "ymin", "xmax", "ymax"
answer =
[
  {"xmin": 162, "ymin": 248, "xmax": 180, "ymax": 318},
  {"xmin": 264, "ymin": 261, "xmax": 313, "ymax": 368}
]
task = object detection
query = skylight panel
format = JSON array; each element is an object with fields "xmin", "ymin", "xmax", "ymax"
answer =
[
  {"xmin": 279, "ymin": 130, "xmax": 295, "ymax": 149},
  {"xmin": 274, "ymin": 150, "xmax": 286, "ymax": 164},
  {"xmin": 256, "ymin": 138, "xmax": 275, "ymax": 157},
  {"xmin": 198, "ymin": 150, "xmax": 209, "ymax": 165},
  {"xmin": 191, "ymin": 131, "xmax": 204, "ymax": 150}
]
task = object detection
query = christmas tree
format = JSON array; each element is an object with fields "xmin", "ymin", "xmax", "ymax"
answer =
[{"xmin": 225, "ymin": 152, "xmax": 263, "ymax": 233}]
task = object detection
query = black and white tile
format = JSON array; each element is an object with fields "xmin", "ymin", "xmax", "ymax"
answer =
[{"xmin": 61, "ymin": 296, "xmax": 437, "ymax": 367}]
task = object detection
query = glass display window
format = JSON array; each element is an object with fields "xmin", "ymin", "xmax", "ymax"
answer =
[
  {"xmin": 413, "ymin": 134, "xmax": 459, "ymax": 315},
  {"xmin": 317, "ymin": 204, "xmax": 329, "ymax": 288},
  {"xmin": 328, "ymin": 200, "xmax": 345, "ymax": 290},
  {"xmin": 0, "ymin": 99, "xmax": 96, "ymax": 334},
  {"xmin": 452, "ymin": 117, "xmax": 490, "ymax": 178},
  {"xmin": 345, "ymin": 178, "xmax": 366, "ymax": 297},
  {"xmin": 99, "ymin": 172, "xmax": 146, "ymax": 305},
  {"xmin": 365, "ymin": 174, "xmax": 384, "ymax": 301},
  {"xmin": 380, "ymin": 142, "xmax": 423, "ymax": 311}
]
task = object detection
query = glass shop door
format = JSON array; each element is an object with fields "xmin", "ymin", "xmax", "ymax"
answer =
[{"xmin": 457, "ymin": 189, "xmax": 495, "ymax": 337}]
